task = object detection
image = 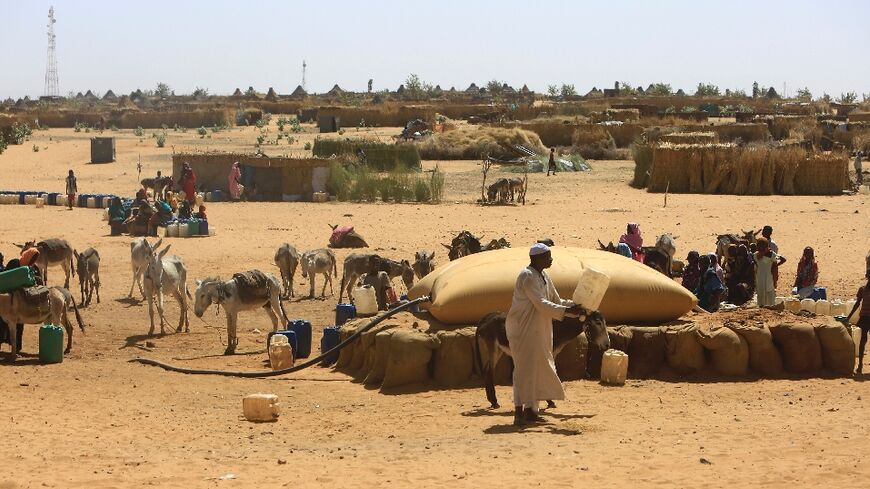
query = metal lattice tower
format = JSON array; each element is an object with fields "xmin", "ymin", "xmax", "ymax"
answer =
[
  {"xmin": 302, "ymin": 60, "xmax": 307, "ymax": 92},
  {"xmin": 44, "ymin": 6, "xmax": 59, "ymax": 97}
]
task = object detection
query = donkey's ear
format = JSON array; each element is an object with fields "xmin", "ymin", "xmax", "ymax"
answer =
[
  {"xmin": 196, "ymin": 279, "xmax": 203, "ymax": 286},
  {"xmin": 427, "ymin": 251, "xmax": 435, "ymax": 260},
  {"xmin": 73, "ymin": 250, "xmax": 80, "ymax": 260},
  {"xmin": 442, "ymin": 243, "xmax": 451, "ymax": 250},
  {"xmin": 158, "ymin": 244, "xmax": 171, "ymax": 258},
  {"xmin": 153, "ymin": 238, "xmax": 163, "ymax": 250}
]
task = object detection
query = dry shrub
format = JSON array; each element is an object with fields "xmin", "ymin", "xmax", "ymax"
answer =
[
  {"xmin": 631, "ymin": 143, "xmax": 654, "ymax": 188},
  {"xmin": 603, "ymin": 108, "xmax": 640, "ymax": 122},
  {"xmin": 415, "ymin": 126, "xmax": 545, "ymax": 160},
  {"xmin": 607, "ymin": 124, "xmax": 645, "ymax": 147}
]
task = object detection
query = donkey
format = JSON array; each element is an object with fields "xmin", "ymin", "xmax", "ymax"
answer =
[
  {"xmin": 143, "ymin": 244, "xmax": 190, "ymax": 336},
  {"xmin": 339, "ymin": 254, "xmax": 413, "ymax": 303},
  {"xmin": 475, "ymin": 310, "xmax": 610, "ymax": 409},
  {"xmin": 128, "ymin": 238, "xmax": 162, "ymax": 299},
  {"xmin": 0, "ymin": 286, "xmax": 85, "ymax": 360},
  {"xmin": 412, "ymin": 250, "xmax": 436, "ymax": 279},
  {"xmin": 442, "ymin": 231, "xmax": 484, "ymax": 261},
  {"xmin": 74, "ymin": 248, "xmax": 101, "ymax": 306},
  {"xmin": 301, "ymin": 248, "xmax": 338, "ymax": 298},
  {"xmin": 486, "ymin": 178, "xmax": 511, "ymax": 203},
  {"xmin": 274, "ymin": 243, "xmax": 300, "ymax": 299},
  {"xmin": 194, "ymin": 270, "xmax": 288, "ymax": 355},
  {"xmin": 14, "ymin": 239, "xmax": 75, "ymax": 288},
  {"xmin": 508, "ymin": 177, "xmax": 525, "ymax": 202}
]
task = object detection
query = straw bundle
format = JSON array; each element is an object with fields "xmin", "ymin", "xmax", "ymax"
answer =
[
  {"xmin": 793, "ymin": 153, "xmax": 849, "ymax": 195},
  {"xmin": 606, "ymin": 124, "xmax": 645, "ymax": 147},
  {"xmin": 630, "ymin": 143, "xmax": 654, "ymax": 188},
  {"xmin": 119, "ymin": 110, "xmax": 230, "ymax": 129},
  {"xmin": 659, "ymin": 132, "xmax": 718, "ymax": 144},
  {"xmin": 571, "ymin": 124, "xmax": 610, "ymax": 146}
]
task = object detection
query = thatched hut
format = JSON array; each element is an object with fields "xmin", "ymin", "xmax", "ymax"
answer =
[
  {"xmin": 265, "ymin": 87, "xmax": 278, "ymax": 102},
  {"xmin": 290, "ymin": 85, "xmax": 307, "ymax": 98},
  {"xmin": 102, "ymin": 90, "xmax": 117, "ymax": 101},
  {"xmin": 232, "ymin": 88, "xmax": 243, "ymax": 98},
  {"xmin": 326, "ymin": 84, "xmax": 345, "ymax": 97}
]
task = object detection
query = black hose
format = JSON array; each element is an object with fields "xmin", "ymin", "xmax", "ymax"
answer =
[{"xmin": 129, "ymin": 296, "xmax": 430, "ymax": 377}]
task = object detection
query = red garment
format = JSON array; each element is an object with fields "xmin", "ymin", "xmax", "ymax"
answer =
[
  {"xmin": 20, "ymin": 248, "xmax": 39, "ymax": 266},
  {"xmin": 329, "ymin": 225, "xmax": 354, "ymax": 247},
  {"xmin": 619, "ymin": 223, "xmax": 644, "ymax": 262},
  {"xmin": 182, "ymin": 170, "xmax": 197, "ymax": 203}
]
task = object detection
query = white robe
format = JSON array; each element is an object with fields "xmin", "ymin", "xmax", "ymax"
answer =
[{"xmin": 505, "ymin": 266, "xmax": 572, "ymax": 408}]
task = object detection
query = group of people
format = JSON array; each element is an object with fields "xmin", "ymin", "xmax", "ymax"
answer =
[
  {"xmin": 680, "ymin": 226, "xmax": 826, "ymax": 313},
  {"xmin": 109, "ymin": 164, "xmax": 207, "ymax": 237},
  {"xmin": 0, "ymin": 248, "xmax": 45, "ymax": 351}
]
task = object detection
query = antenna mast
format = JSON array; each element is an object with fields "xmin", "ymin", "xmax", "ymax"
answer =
[
  {"xmin": 44, "ymin": 6, "xmax": 59, "ymax": 97},
  {"xmin": 302, "ymin": 60, "xmax": 307, "ymax": 92}
]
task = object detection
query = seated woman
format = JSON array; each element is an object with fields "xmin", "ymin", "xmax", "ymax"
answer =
[
  {"xmin": 195, "ymin": 205, "xmax": 207, "ymax": 220},
  {"xmin": 618, "ymin": 222, "xmax": 644, "ymax": 262},
  {"xmin": 148, "ymin": 199, "xmax": 174, "ymax": 236},
  {"xmin": 108, "ymin": 197, "xmax": 127, "ymax": 236},
  {"xmin": 793, "ymin": 247, "xmax": 819, "ymax": 299},
  {"xmin": 178, "ymin": 200, "xmax": 192, "ymax": 220},
  {"xmin": 125, "ymin": 201, "xmax": 154, "ymax": 237},
  {"xmin": 681, "ymin": 251, "xmax": 701, "ymax": 292},
  {"xmin": 726, "ymin": 246, "xmax": 756, "ymax": 306},
  {"xmin": 695, "ymin": 254, "xmax": 725, "ymax": 312}
]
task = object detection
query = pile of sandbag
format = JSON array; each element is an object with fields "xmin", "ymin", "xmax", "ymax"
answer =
[{"xmin": 331, "ymin": 312, "xmax": 857, "ymax": 393}]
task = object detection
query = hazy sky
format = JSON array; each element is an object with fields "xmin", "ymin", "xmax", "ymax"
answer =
[{"xmin": 2, "ymin": 0, "xmax": 868, "ymax": 100}]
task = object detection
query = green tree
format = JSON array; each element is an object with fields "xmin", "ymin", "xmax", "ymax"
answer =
[
  {"xmin": 192, "ymin": 87, "xmax": 209, "ymax": 97},
  {"xmin": 560, "ymin": 83, "xmax": 577, "ymax": 98},
  {"xmin": 547, "ymin": 85, "xmax": 558, "ymax": 97},
  {"xmin": 618, "ymin": 81, "xmax": 636, "ymax": 96},
  {"xmin": 404, "ymin": 73, "xmax": 432, "ymax": 100},
  {"xmin": 486, "ymin": 79, "xmax": 505, "ymax": 97},
  {"xmin": 647, "ymin": 83, "xmax": 672, "ymax": 96},
  {"xmin": 795, "ymin": 87, "xmax": 812, "ymax": 100},
  {"xmin": 367, "ymin": 79, "xmax": 373, "ymax": 93},
  {"xmin": 837, "ymin": 91, "xmax": 857, "ymax": 104},
  {"xmin": 155, "ymin": 82, "xmax": 171, "ymax": 98},
  {"xmin": 695, "ymin": 82, "xmax": 720, "ymax": 97},
  {"xmin": 820, "ymin": 93, "xmax": 832, "ymax": 103},
  {"xmin": 752, "ymin": 81, "xmax": 760, "ymax": 98}
]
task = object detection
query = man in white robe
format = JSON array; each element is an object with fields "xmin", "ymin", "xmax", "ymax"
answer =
[{"xmin": 506, "ymin": 243, "xmax": 585, "ymax": 426}]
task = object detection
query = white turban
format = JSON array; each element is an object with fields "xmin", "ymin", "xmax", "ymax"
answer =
[{"xmin": 529, "ymin": 243, "xmax": 550, "ymax": 256}]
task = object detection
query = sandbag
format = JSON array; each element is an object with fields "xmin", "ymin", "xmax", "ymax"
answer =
[
  {"xmin": 628, "ymin": 327, "xmax": 666, "ymax": 378},
  {"xmin": 335, "ymin": 320, "xmax": 364, "ymax": 369},
  {"xmin": 769, "ymin": 323, "xmax": 823, "ymax": 373},
  {"xmin": 408, "ymin": 247, "xmax": 697, "ymax": 325},
  {"xmin": 554, "ymin": 334, "xmax": 588, "ymax": 381},
  {"xmin": 363, "ymin": 330, "xmax": 394, "ymax": 386},
  {"xmin": 728, "ymin": 323, "xmax": 783, "ymax": 377},
  {"xmin": 356, "ymin": 328, "xmax": 381, "ymax": 380},
  {"xmin": 814, "ymin": 322, "xmax": 855, "ymax": 375},
  {"xmin": 587, "ymin": 327, "xmax": 633, "ymax": 378},
  {"xmin": 432, "ymin": 328, "xmax": 475, "ymax": 387},
  {"xmin": 696, "ymin": 325, "xmax": 749, "ymax": 376},
  {"xmin": 381, "ymin": 330, "xmax": 440, "ymax": 389},
  {"xmin": 664, "ymin": 324, "xmax": 706, "ymax": 373}
]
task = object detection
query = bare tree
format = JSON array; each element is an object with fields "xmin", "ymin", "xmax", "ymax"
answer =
[{"xmin": 481, "ymin": 156, "xmax": 493, "ymax": 202}]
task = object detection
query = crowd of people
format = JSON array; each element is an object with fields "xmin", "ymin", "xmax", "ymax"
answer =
[{"xmin": 108, "ymin": 163, "xmax": 208, "ymax": 237}]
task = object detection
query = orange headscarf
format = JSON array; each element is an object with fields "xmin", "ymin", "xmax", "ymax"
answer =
[{"xmin": 20, "ymin": 248, "xmax": 40, "ymax": 266}]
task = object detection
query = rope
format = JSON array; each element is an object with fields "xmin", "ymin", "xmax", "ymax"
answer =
[{"xmin": 129, "ymin": 296, "xmax": 429, "ymax": 377}]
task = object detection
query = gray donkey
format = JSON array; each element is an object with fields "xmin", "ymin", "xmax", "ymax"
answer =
[
  {"xmin": 274, "ymin": 243, "xmax": 300, "ymax": 299},
  {"xmin": 74, "ymin": 247, "xmax": 101, "ymax": 306},
  {"xmin": 301, "ymin": 248, "xmax": 338, "ymax": 299}
]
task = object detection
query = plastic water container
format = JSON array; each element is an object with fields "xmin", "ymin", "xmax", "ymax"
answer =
[
  {"xmin": 800, "ymin": 298, "xmax": 816, "ymax": 313},
  {"xmin": 831, "ymin": 300, "xmax": 848, "ymax": 317},
  {"xmin": 24, "ymin": 194, "xmax": 35, "ymax": 205},
  {"xmin": 205, "ymin": 192, "xmax": 212, "ymax": 202},
  {"xmin": 242, "ymin": 394, "xmax": 280, "ymax": 422},
  {"xmin": 188, "ymin": 219, "xmax": 200, "ymax": 236},
  {"xmin": 312, "ymin": 192, "xmax": 328, "ymax": 203},
  {"xmin": 600, "ymin": 349, "xmax": 629, "ymax": 385},
  {"xmin": 167, "ymin": 222, "xmax": 179, "ymax": 237},
  {"xmin": 158, "ymin": 226, "xmax": 168, "ymax": 238},
  {"xmin": 211, "ymin": 190, "xmax": 223, "ymax": 202},
  {"xmin": 286, "ymin": 320, "xmax": 312, "ymax": 358},
  {"xmin": 814, "ymin": 299, "xmax": 831, "ymax": 316},
  {"xmin": 353, "ymin": 285, "xmax": 378, "ymax": 316},
  {"xmin": 86, "ymin": 197, "xmax": 96, "ymax": 208},
  {"xmin": 39, "ymin": 324, "xmax": 64, "ymax": 364},
  {"xmin": 267, "ymin": 330, "xmax": 298, "ymax": 357},
  {"xmin": 178, "ymin": 222, "xmax": 190, "ymax": 238},
  {"xmin": 399, "ymin": 294, "xmax": 419, "ymax": 313},
  {"xmin": 195, "ymin": 193, "xmax": 204, "ymax": 206},
  {"xmin": 335, "ymin": 304, "xmax": 356, "ymax": 326},
  {"xmin": 572, "ymin": 267, "xmax": 611, "ymax": 311},
  {"xmin": 198, "ymin": 220, "xmax": 209, "ymax": 236},
  {"xmin": 208, "ymin": 227, "xmax": 216, "ymax": 237},
  {"xmin": 784, "ymin": 298, "xmax": 801, "ymax": 313},
  {"xmin": 809, "ymin": 287, "xmax": 827, "ymax": 301},
  {"xmin": 321, "ymin": 326, "xmax": 341, "ymax": 365},
  {"xmin": 35, "ymin": 197, "xmax": 44, "ymax": 208},
  {"xmin": 269, "ymin": 342, "xmax": 294, "ymax": 370}
]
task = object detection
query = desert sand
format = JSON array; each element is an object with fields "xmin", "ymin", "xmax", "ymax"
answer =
[{"xmin": 0, "ymin": 123, "xmax": 868, "ymax": 488}]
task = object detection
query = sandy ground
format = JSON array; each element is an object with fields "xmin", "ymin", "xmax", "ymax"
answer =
[{"xmin": 0, "ymin": 124, "xmax": 868, "ymax": 488}]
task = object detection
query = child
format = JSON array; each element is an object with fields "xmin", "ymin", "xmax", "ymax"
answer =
[
  {"xmin": 65, "ymin": 169, "xmax": 77, "ymax": 209},
  {"xmin": 196, "ymin": 205, "xmax": 207, "ymax": 220},
  {"xmin": 848, "ymin": 268, "xmax": 870, "ymax": 375},
  {"xmin": 754, "ymin": 237, "xmax": 786, "ymax": 307}
]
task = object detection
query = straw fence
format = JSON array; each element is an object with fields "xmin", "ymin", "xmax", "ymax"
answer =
[
  {"xmin": 709, "ymin": 123, "xmax": 770, "ymax": 143},
  {"xmin": 645, "ymin": 143, "xmax": 847, "ymax": 195},
  {"xmin": 313, "ymin": 138, "xmax": 421, "ymax": 170},
  {"xmin": 316, "ymin": 105, "xmax": 435, "ymax": 127}
]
